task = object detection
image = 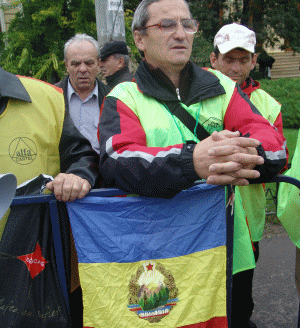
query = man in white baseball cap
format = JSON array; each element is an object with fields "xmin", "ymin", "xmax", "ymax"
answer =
[
  {"xmin": 210, "ymin": 22, "xmax": 256, "ymax": 85},
  {"xmin": 210, "ymin": 23, "xmax": 286, "ymax": 328}
]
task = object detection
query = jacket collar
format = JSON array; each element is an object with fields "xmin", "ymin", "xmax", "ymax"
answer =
[
  {"xmin": 135, "ymin": 60, "xmax": 225, "ymax": 106},
  {"xmin": 56, "ymin": 75, "xmax": 110, "ymax": 110},
  {"xmin": 106, "ymin": 66, "xmax": 130, "ymax": 87},
  {"xmin": 240, "ymin": 76, "xmax": 260, "ymax": 97},
  {"xmin": 67, "ymin": 77, "xmax": 99, "ymax": 103},
  {"xmin": 0, "ymin": 67, "xmax": 31, "ymax": 102}
]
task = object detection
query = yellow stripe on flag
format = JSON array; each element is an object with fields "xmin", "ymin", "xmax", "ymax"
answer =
[{"xmin": 79, "ymin": 245, "xmax": 226, "ymax": 328}]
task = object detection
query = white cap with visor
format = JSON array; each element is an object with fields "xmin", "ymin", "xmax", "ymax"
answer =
[{"xmin": 214, "ymin": 23, "xmax": 256, "ymax": 54}]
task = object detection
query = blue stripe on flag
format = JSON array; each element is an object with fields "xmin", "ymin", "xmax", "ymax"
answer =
[{"xmin": 67, "ymin": 184, "xmax": 226, "ymax": 263}]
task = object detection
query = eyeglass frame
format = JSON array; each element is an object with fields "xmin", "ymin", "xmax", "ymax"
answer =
[{"xmin": 136, "ymin": 18, "xmax": 199, "ymax": 34}]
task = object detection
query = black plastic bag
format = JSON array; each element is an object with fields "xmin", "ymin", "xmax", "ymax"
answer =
[{"xmin": 0, "ymin": 175, "xmax": 73, "ymax": 327}]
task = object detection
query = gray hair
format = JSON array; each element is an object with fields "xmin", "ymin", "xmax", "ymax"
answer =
[
  {"xmin": 112, "ymin": 54, "xmax": 130, "ymax": 67},
  {"xmin": 64, "ymin": 33, "xmax": 100, "ymax": 60},
  {"xmin": 132, "ymin": 0, "xmax": 191, "ymax": 35}
]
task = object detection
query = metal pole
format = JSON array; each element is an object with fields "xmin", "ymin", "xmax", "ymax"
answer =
[
  {"xmin": 0, "ymin": 0, "xmax": 7, "ymax": 32},
  {"xmin": 95, "ymin": 0, "xmax": 126, "ymax": 48}
]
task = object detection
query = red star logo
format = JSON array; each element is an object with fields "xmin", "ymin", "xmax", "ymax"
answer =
[
  {"xmin": 17, "ymin": 243, "xmax": 48, "ymax": 279},
  {"xmin": 146, "ymin": 263, "xmax": 153, "ymax": 271}
]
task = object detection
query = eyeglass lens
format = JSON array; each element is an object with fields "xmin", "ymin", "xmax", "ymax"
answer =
[{"xmin": 160, "ymin": 19, "xmax": 198, "ymax": 33}]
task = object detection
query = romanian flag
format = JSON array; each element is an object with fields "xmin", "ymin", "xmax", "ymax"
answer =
[{"xmin": 67, "ymin": 184, "xmax": 228, "ymax": 328}]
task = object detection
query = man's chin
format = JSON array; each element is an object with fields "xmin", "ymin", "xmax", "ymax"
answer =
[
  {"xmin": 229, "ymin": 76, "xmax": 242, "ymax": 84},
  {"xmin": 169, "ymin": 56, "xmax": 190, "ymax": 68},
  {"xmin": 78, "ymin": 80, "xmax": 91, "ymax": 87}
]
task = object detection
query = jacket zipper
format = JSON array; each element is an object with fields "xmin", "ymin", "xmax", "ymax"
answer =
[{"xmin": 176, "ymin": 88, "xmax": 181, "ymax": 101}]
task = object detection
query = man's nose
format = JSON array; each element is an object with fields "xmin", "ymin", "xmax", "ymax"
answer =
[
  {"xmin": 78, "ymin": 64, "xmax": 88, "ymax": 72},
  {"xmin": 173, "ymin": 22, "xmax": 187, "ymax": 39},
  {"xmin": 231, "ymin": 60, "xmax": 242, "ymax": 72}
]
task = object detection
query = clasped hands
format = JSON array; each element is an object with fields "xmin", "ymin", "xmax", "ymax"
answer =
[{"xmin": 193, "ymin": 130, "xmax": 264, "ymax": 186}]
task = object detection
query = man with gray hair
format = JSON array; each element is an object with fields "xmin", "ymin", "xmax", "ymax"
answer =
[
  {"xmin": 99, "ymin": 2, "xmax": 287, "ymax": 326},
  {"xmin": 56, "ymin": 33, "xmax": 110, "ymax": 154},
  {"xmin": 99, "ymin": 40, "xmax": 134, "ymax": 89}
]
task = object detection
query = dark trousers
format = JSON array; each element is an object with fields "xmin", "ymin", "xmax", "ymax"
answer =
[
  {"xmin": 231, "ymin": 242, "xmax": 259, "ymax": 328},
  {"xmin": 70, "ymin": 286, "xmax": 84, "ymax": 328}
]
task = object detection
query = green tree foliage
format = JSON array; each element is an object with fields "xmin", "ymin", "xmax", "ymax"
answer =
[
  {"xmin": 269, "ymin": 0, "xmax": 300, "ymax": 53},
  {"xmin": 123, "ymin": 0, "xmax": 140, "ymax": 12},
  {"xmin": 189, "ymin": 0, "xmax": 229, "ymax": 43},
  {"xmin": 191, "ymin": 33, "xmax": 214, "ymax": 67},
  {"xmin": 231, "ymin": 0, "xmax": 300, "ymax": 53},
  {"xmin": 189, "ymin": 0, "xmax": 300, "ymax": 59},
  {"xmin": 0, "ymin": 0, "xmax": 96, "ymax": 82},
  {"xmin": 124, "ymin": 9, "xmax": 141, "ymax": 63},
  {"xmin": 75, "ymin": 0, "xmax": 97, "ymax": 35}
]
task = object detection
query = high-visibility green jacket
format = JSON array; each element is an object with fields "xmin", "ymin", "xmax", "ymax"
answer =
[
  {"xmin": 278, "ymin": 129, "xmax": 300, "ymax": 247},
  {"xmin": 236, "ymin": 77, "xmax": 284, "ymax": 242},
  {"xmin": 99, "ymin": 61, "xmax": 287, "ymax": 274}
]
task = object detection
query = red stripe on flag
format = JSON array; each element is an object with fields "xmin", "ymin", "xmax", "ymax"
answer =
[
  {"xmin": 83, "ymin": 316, "xmax": 227, "ymax": 328},
  {"xmin": 179, "ymin": 316, "xmax": 228, "ymax": 328}
]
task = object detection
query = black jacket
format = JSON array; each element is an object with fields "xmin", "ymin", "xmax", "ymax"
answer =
[{"xmin": 105, "ymin": 66, "xmax": 134, "ymax": 90}]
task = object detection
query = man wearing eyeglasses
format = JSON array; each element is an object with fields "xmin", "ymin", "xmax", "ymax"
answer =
[{"xmin": 99, "ymin": 1, "xmax": 287, "ymax": 327}]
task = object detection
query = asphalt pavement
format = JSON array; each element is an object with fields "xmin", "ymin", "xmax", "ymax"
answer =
[{"xmin": 251, "ymin": 226, "xmax": 299, "ymax": 328}]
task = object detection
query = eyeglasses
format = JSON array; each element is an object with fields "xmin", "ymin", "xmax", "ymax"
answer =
[{"xmin": 137, "ymin": 19, "xmax": 199, "ymax": 34}]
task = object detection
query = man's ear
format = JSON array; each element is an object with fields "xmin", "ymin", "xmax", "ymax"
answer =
[
  {"xmin": 133, "ymin": 30, "xmax": 146, "ymax": 53},
  {"xmin": 64, "ymin": 60, "xmax": 70, "ymax": 74},
  {"xmin": 251, "ymin": 53, "xmax": 258, "ymax": 70},
  {"xmin": 96, "ymin": 58, "xmax": 101, "ymax": 73},
  {"xmin": 118, "ymin": 56, "xmax": 125, "ymax": 69},
  {"xmin": 210, "ymin": 52, "xmax": 217, "ymax": 69}
]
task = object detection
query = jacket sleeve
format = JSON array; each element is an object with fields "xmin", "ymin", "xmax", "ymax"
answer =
[
  {"xmin": 273, "ymin": 111, "xmax": 289, "ymax": 173},
  {"xmin": 99, "ymin": 96, "xmax": 199, "ymax": 198},
  {"xmin": 224, "ymin": 85, "xmax": 287, "ymax": 182},
  {"xmin": 59, "ymin": 111, "xmax": 99, "ymax": 187}
]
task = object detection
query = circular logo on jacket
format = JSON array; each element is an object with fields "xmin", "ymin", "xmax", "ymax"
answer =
[
  {"xmin": 9, "ymin": 137, "xmax": 37, "ymax": 165},
  {"xmin": 127, "ymin": 261, "xmax": 178, "ymax": 323}
]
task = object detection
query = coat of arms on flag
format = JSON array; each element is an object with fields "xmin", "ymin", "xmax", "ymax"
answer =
[{"xmin": 128, "ymin": 261, "xmax": 178, "ymax": 322}]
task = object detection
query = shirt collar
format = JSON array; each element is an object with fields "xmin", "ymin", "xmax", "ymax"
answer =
[{"xmin": 67, "ymin": 78, "xmax": 98, "ymax": 102}]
